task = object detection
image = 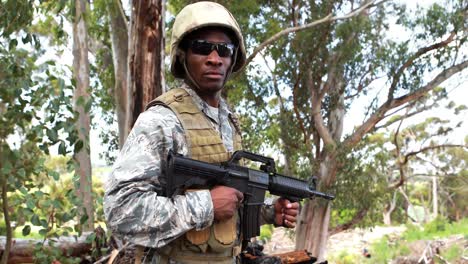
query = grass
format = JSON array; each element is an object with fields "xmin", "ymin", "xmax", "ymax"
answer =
[
  {"xmin": 328, "ymin": 217, "xmax": 467, "ymax": 264},
  {"xmin": 403, "ymin": 217, "xmax": 468, "ymax": 241}
]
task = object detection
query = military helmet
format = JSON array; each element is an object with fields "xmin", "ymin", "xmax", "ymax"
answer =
[{"xmin": 170, "ymin": 1, "xmax": 246, "ymax": 78}]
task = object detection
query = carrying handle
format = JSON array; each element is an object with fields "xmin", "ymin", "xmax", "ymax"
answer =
[{"xmin": 228, "ymin": 150, "xmax": 276, "ymax": 173}]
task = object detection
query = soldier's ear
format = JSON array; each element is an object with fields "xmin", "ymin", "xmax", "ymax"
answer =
[
  {"xmin": 177, "ymin": 49, "xmax": 186, "ymax": 63},
  {"xmin": 175, "ymin": 49, "xmax": 187, "ymax": 76}
]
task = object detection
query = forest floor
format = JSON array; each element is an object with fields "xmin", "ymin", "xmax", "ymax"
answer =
[
  {"xmin": 263, "ymin": 225, "xmax": 407, "ymax": 256},
  {"xmin": 262, "ymin": 225, "xmax": 467, "ymax": 263}
]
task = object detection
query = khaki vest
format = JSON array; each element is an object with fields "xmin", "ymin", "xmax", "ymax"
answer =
[{"xmin": 147, "ymin": 88, "xmax": 243, "ymax": 263}]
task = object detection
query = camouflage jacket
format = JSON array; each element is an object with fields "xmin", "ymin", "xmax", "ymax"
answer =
[{"xmin": 104, "ymin": 85, "xmax": 275, "ymax": 254}]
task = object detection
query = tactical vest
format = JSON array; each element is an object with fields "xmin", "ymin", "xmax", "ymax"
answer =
[{"xmin": 146, "ymin": 88, "xmax": 243, "ymax": 263}]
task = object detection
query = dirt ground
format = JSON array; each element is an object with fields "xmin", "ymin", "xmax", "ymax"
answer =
[{"xmin": 263, "ymin": 225, "xmax": 407, "ymax": 256}]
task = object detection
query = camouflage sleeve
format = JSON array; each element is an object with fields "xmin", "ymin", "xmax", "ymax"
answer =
[{"xmin": 103, "ymin": 106, "xmax": 214, "ymax": 248}]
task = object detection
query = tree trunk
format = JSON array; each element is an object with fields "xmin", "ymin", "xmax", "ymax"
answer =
[
  {"xmin": 296, "ymin": 70, "xmax": 345, "ymax": 261},
  {"xmin": 0, "ymin": 235, "xmax": 92, "ymax": 264},
  {"xmin": 296, "ymin": 200, "xmax": 331, "ymax": 260},
  {"xmin": 383, "ymin": 190, "xmax": 398, "ymax": 225},
  {"xmin": 432, "ymin": 175, "xmax": 438, "ymax": 219},
  {"xmin": 108, "ymin": 0, "xmax": 129, "ymax": 148},
  {"xmin": 127, "ymin": 0, "xmax": 165, "ymax": 131},
  {"xmin": 73, "ymin": 0, "xmax": 94, "ymax": 232},
  {"xmin": 0, "ymin": 180, "xmax": 12, "ymax": 264}
]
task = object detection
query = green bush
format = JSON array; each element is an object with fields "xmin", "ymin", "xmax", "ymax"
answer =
[
  {"xmin": 424, "ymin": 216, "xmax": 447, "ymax": 234},
  {"xmin": 328, "ymin": 250, "xmax": 361, "ymax": 264},
  {"xmin": 439, "ymin": 245, "xmax": 463, "ymax": 262},
  {"xmin": 259, "ymin": 224, "xmax": 273, "ymax": 242}
]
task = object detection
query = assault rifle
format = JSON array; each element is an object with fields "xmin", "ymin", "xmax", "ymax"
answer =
[{"xmin": 165, "ymin": 150, "xmax": 334, "ymax": 249}]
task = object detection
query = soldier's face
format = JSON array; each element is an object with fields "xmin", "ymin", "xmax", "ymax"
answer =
[{"xmin": 185, "ymin": 28, "xmax": 234, "ymax": 97}]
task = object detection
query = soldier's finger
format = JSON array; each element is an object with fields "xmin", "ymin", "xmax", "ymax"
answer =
[{"xmin": 284, "ymin": 209, "xmax": 298, "ymax": 216}]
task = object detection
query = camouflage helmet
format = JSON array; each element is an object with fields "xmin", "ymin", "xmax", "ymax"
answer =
[{"xmin": 170, "ymin": 1, "xmax": 246, "ymax": 78}]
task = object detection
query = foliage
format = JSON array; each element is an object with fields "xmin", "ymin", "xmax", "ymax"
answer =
[
  {"xmin": 259, "ymin": 224, "xmax": 273, "ymax": 243},
  {"xmin": 328, "ymin": 250, "xmax": 360, "ymax": 264},
  {"xmin": 369, "ymin": 235, "xmax": 411, "ymax": 263},
  {"xmin": 438, "ymin": 244, "xmax": 463, "ymax": 262},
  {"xmin": 361, "ymin": 218, "xmax": 468, "ymax": 262},
  {"xmin": 0, "ymin": 1, "xmax": 90, "ymax": 262},
  {"xmin": 403, "ymin": 217, "xmax": 468, "ymax": 241}
]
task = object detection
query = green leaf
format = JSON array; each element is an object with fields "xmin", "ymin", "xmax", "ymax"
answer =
[
  {"xmin": 80, "ymin": 214, "xmax": 88, "ymax": 225},
  {"xmin": 40, "ymin": 219, "xmax": 48, "ymax": 228},
  {"xmin": 85, "ymin": 233, "xmax": 96, "ymax": 243},
  {"xmin": 58, "ymin": 141, "xmax": 67, "ymax": 155},
  {"xmin": 46, "ymin": 129, "xmax": 58, "ymax": 142},
  {"xmin": 84, "ymin": 99, "xmax": 92, "ymax": 113},
  {"xmin": 26, "ymin": 199, "xmax": 35, "ymax": 210},
  {"xmin": 52, "ymin": 200, "xmax": 61, "ymax": 209},
  {"xmin": 31, "ymin": 214, "xmax": 41, "ymax": 226},
  {"xmin": 38, "ymin": 228, "xmax": 48, "ymax": 236},
  {"xmin": 1, "ymin": 161, "xmax": 13, "ymax": 174},
  {"xmin": 22, "ymin": 225, "xmax": 31, "ymax": 236},
  {"xmin": 34, "ymin": 190, "xmax": 44, "ymax": 198},
  {"xmin": 9, "ymin": 39, "xmax": 18, "ymax": 49},
  {"xmin": 22, "ymin": 33, "xmax": 32, "ymax": 44},
  {"xmin": 61, "ymin": 212, "xmax": 72, "ymax": 222},
  {"xmin": 19, "ymin": 186, "xmax": 28, "ymax": 195},
  {"xmin": 74, "ymin": 140, "xmax": 84, "ymax": 153},
  {"xmin": 17, "ymin": 168, "xmax": 26, "ymax": 178},
  {"xmin": 49, "ymin": 171, "xmax": 60, "ymax": 181}
]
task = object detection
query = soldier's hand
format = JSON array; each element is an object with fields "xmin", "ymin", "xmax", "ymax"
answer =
[
  {"xmin": 274, "ymin": 198, "xmax": 299, "ymax": 228},
  {"xmin": 210, "ymin": 185, "xmax": 243, "ymax": 221}
]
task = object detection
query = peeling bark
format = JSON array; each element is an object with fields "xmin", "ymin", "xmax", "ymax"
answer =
[
  {"xmin": 108, "ymin": 0, "xmax": 129, "ymax": 148},
  {"xmin": 127, "ymin": 0, "xmax": 165, "ymax": 131}
]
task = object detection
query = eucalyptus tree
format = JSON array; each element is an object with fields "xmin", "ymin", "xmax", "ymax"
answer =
[
  {"xmin": 90, "ymin": 0, "xmax": 165, "ymax": 149},
  {"xmin": 350, "ymin": 91, "xmax": 467, "ymax": 226},
  {"xmin": 0, "ymin": 1, "xmax": 85, "ymax": 261},
  {"xmin": 72, "ymin": 0, "xmax": 94, "ymax": 232},
  {"xmin": 172, "ymin": 0, "xmax": 467, "ymax": 260}
]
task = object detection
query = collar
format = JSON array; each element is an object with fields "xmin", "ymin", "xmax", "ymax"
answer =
[{"xmin": 181, "ymin": 84, "xmax": 233, "ymax": 124}]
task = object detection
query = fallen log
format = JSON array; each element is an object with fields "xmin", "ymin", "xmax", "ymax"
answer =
[
  {"xmin": 0, "ymin": 233, "xmax": 92, "ymax": 264},
  {"xmin": 271, "ymin": 250, "xmax": 318, "ymax": 264}
]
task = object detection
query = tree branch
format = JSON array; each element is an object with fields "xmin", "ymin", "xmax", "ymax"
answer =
[
  {"xmin": 391, "ymin": 118, "xmax": 406, "ymax": 189},
  {"xmin": 404, "ymin": 144, "xmax": 467, "ymax": 165},
  {"xmin": 329, "ymin": 208, "xmax": 369, "ymax": 235},
  {"xmin": 241, "ymin": 0, "xmax": 381, "ymax": 71},
  {"xmin": 374, "ymin": 102, "xmax": 435, "ymax": 131},
  {"xmin": 345, "ymin": 59, "xmax": 468, "ymax": 148},
  {"xmin": 292, "ymin": 72, "xmax": 309, "ymax": 145},
  {"xmin": 309, "ymin": 70, "xmax": 336, "ymax": 147},
  {"xmin": 387, "ymin": 32, "xmax": 456, "ymax": 101}
]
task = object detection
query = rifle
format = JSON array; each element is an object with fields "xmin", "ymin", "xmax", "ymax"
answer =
[{"xmin": 164, "ymin": 150, "xmax": 335, "ymax": 250}]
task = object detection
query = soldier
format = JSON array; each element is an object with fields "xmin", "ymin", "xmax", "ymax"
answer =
[{"xmin": 104, "ymin": 2, "xmax": 299, "ymax": 263}]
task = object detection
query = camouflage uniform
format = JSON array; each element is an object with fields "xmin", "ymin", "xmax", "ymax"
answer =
[{"xmin": 104, "ymin": 85, "xmax": 275, "ymax": 263}]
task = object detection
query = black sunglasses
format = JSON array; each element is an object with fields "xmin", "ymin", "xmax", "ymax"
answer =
[{"xmin": 189, "ymin": 40, "xmax": 236, "ymax": 57}]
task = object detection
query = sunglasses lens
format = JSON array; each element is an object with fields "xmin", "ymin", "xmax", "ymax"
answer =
[
  {"xmin": 191, "ymin": 41, "xmax": 214, "ymax": 55},
  {"xmin": 190, "ymin": 40, "xmax": 235, "ymax": 57},
  {"xmin": 216, "ymin": 44, "xmax": 234, "ymax": 57}
]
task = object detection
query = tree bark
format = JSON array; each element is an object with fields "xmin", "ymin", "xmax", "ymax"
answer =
[
  {"xmin": 383, "ymin": 191, "xmax": 398, "ymax": 225},
  {"xmin": 296, "ymin": 200, "xmax": 331, "ymax": 260},
  {"xmin": 73, "ymin": 0, "xmax": 94, "ymax": 232},
  {"xmin": 108, "ymin": 0, "xmax": 129, "ymax": 148},
  {"xmin": 127, "ymin": 0, "xmax": 165, "ymax": 131},
  {"xmin": 0, "ymin": 236, "xmax": 91, "ymax": 264},
  {"xmin": 432, "ymin": 175, "xmax": 438, "ymax": 219},
  {"xmin": 0, "ymin": 180, "xmax": 11, "ymax": 264}
]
